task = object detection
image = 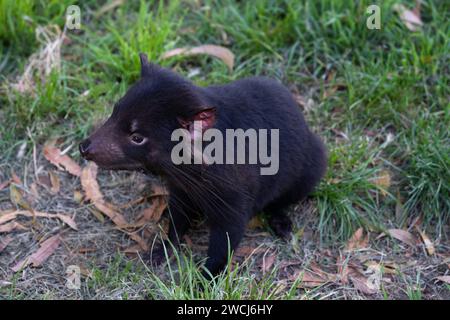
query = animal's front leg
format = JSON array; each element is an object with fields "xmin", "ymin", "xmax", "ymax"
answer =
[
  {"xmin": 150, "ymin": 198, "xmax": 191, "ymax": 266},
  {"xmin": 204, "ymin": 222, "xmax": 246, "ymax": 277}
]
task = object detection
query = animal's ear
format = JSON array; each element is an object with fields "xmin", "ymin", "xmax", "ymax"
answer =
[
  {"xmin": 139, "ymin": 53, "xmax": 152, "ymax": 77},
  {"xmin": 178, "ymin": 107, "xmax": 216, "ymax": 132}
]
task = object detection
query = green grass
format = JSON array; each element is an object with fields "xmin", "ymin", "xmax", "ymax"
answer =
[{"xmin": 0, "ymin": 0, "xmax": 449, "ymax": 299}]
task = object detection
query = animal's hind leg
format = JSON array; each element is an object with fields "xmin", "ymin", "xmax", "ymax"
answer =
[{"xmin": 265, "ymin": 200, "xmax": 293, "ymax": 240}]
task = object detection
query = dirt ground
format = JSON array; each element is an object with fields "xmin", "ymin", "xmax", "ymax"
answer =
[{"xmin": 0, "ymin": 152, "xmax": 449, "ymax": 300}]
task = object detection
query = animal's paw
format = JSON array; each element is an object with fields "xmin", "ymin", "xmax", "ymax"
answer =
[{"xmin": 268, "ymin": 214, "xmax": 292, "ymax": 241}]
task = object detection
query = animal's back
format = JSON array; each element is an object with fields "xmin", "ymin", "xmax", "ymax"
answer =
[{"xmin": 203, "ymin": 77, "xmax": 327, "ymax": 215}]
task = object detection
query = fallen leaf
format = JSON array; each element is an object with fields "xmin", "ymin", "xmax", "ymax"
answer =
[
  {"xmin": 393, "ymin": 3, "xmax": 423, "ymax": 32},
  {"xmin": 9, "ymin": 184, "xmax": 32, "ymax": 211},
  {"xmin": 0, "ymin": 210, "xmax": 77, "ymax": 230},
  {"xmin": 415, "ymin": 227, "xmax": 435, "ymax": 255},
  {"xmin": 388, "ymin": 229, "xmax": 418, "ymax": 247},
  {"xmin": 0, "ymin": 236, "xmax": 13, "ymax": 252},
  {"xmin": 73, "ymin": 190, "xmax": 84, "ymax": 203},
  {"xmin": 0, "ymin": 221, "xmax": 27, "ymax": 233},
  {"xmin": 349, "ymin": 266, "xmax": 379, "ymax": 294},
  {"xmin": 234, "ymin": 246, "xmax": 264, "ymax": 258},
  {"xmin": 11, "ymin": 171, "xmax": 22, "ymax": 185},
  {"xmin": 372, "ymin": 170, "xmax": 391, "ymax": 196},
  {"xmin": 127, "ymin": 232, "xmax": 148, "ymax": 251},
  {"xmin": 435, "ymin": 276, "xmax": 450, "ymax": 284},
  {"xmin": 80, "ymin": 162, "xmax": 128, "ymax": 228},
  {"xmin": 135, "ymin": 197, "xmax": 167, "ymax": 226},
  {"xmin": 294, "ymin": 268, "xmax": 336, "ymax": 288},
  {"xmin": 345, "ymin": 227, "xmax": 369, "ymax": 251},
  {"xmin": 43, "ymin": 144, "xmax": 82, "ymax": 177},
  {"xmin": 162, "ymin": 44, "xmax": 235, "ymax": 71},
  {"xmin": 88, "ymin": 207, "xmax": 105, "ymax": 223},
  {"xmin": 0, "ymin": 180, "xmax": 10, "ymax": 191},
  {"xmin": 12, "ymin": 234, "xmax": 61, "ymax": 272},
  {"xmin": 49, "ymin": 171, "xmax": 60, "ymax": 194},
  {"xmin": 365, "ymin": 261, "xmax": 398, "ymax": 274},
  {"xmin": 261, "ymin": 252, "xmax": 276, "ymax": 274},
  {"xmin": 336, "ymin": 255, "xmax": 350, "ymax": 284}
]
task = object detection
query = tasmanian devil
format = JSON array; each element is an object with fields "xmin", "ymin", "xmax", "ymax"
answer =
[{"xmin": 79, "ymin": 53, "xmax": 327, "ymax": 276}]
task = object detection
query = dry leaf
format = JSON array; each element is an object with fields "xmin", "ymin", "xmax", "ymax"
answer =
[
  {"xmin": 12, "ymin": 234, "xmax": 61, "ymax": 272},
  {"xmin": 162, "ymin": 44, "xmax": 235, "ymax": 71},
  {"xmin": 262, "ymin": 252, "xmax": 276, "ymax": 274},
  {"xmin": 49, "ymin": 171, "xmax": 60, "ymax": 194},
  {"xmin": 0, "ymin": 180, "xmax": 10, "ymax": 191},
  {"xmin": 415, "ymin": 227, "xmax": 435, "ymax": 255},
  {"xmin": 349, "ymin": 267, "xmax": 379, "ymax": 295},
  {"xmin": 435, "ymin": 276, "xmax": 450, "ymax": 284},
  {"xmin": 372, "ymin": 170, "xmax": 391, "ymax": 196},
  {"xmin": 365, "ymin": 261, "xmax": 398, "ymax": 274},
  {"xmin": 388, "ymin": 229, "xmax": 418, "ymax": 247},
  {"xmin": 336, "ymin": 255, "xmax": 350, "ymax": 284},
  {"xmin": 0, "ymin": 210, "xmax": 77, "ymax": 230},
  {"xmin": 0, "ymin": 236, "xmax": 13, "ymax": 252},
  {"xmin": 135, "ymin": 197, "xmax": 167, "ymax": 226},
  {"xmin": 234, "ymin": 246, "xmax": 264, "ymax": 258},
  {"xmin": 393, "ymin": 3, "xmax": 423, "ymax": 32},
  {"xmin": 73, "ymin": 190, "xmax": 84, "ymax": 203},
  {"xmin": 11, "ymin": 171, "xmax": 22, "ymax": 185},
  {"xmin": 0, "ymin": 221, "xmax": 27, "ymax": 233},
  {"xmin": 294, "ymin": 268, "xmax": 336, "ymax": 288},
  {"xmin": 9, "ymin": 184, "xmax": 32, "ymax": 211},
  {"xmin": 80, "ymin": 162, "xmax": 128, "ymax": 228},
  {"xmin": 43, "ymin": 144, "xmax": 82, "ymax": 177},
  {"xmin": 345, "ymin": 227, "xmax": 369, "ymax": 251}
]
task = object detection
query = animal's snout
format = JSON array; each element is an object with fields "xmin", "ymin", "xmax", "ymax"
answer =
[{"xmin": 79, "ymin": 139, "xmax": 93, "ymax": 160}]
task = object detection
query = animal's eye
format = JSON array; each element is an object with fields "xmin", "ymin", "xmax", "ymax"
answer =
[{"xmin": 130, "ymin": 133, "xmax": 147, "ymax": 145}]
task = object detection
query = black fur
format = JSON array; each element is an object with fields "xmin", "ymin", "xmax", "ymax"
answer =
[{"xmin": 80, "ymin": 54, "xmax": 327, "ymax": 276}]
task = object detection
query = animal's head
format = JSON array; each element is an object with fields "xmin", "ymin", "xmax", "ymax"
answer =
[{"xmin": 79, "ymin": 53, "xmax": 216, "ymax": 173}]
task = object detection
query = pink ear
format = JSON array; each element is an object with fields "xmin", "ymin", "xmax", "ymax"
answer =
[{"xmin": 178, "ymin": 107, "xmax": 216, "ymax": 131}]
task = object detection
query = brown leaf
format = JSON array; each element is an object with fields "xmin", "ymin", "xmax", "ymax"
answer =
[
  {"xmin": 0, "ymin": 236, "xmax": 13, "ymax": 252},
  {"xmin": 0, "ymin": 180, "xmax": 10, "ymax": 191},
  {"xmin": 349, "ymin": 267, "xmax": 379, "ymax": 295},
  {"xmin": 73, "ymin": 190, "xmax": 84, "ymax": 203},
  {"xmin": 135, "ymin": 197, "xmax": 167, "ymax": 226},
  {"xmin": 261, "ymin": 252, "xmax": 276, "ymax": 274},
  {"xmin": 336, "ymin": 255, "xmax": 350, "ymax": 284},
  {"xmin": 9, "ymin": 184, "xmax": 32, "ymax": 211},
  {"xmin": 0, "ymin": 221, "xmax": 27, "ymax": 233},
  {"xmin": 435, "ymin": 276, "xmax": 450, "ymax": 284},
  {"xmin": 345, "ymin": 227, "xmax": 369, "ymax": 251},
  {"xmin": 162, "ymin": 45, "xmax": 235, "ymax": 71},
  {"xmin": 43, "ymin": 144, "xmax": 82, "ymax": 177},
  {"xmin": 11, "ymin": 171, "xmax": 22, "ymax": 185},
  {"xmin": 0, "ymin": 210, "xmax": 77, "ymax": 230},
  {"xmin": 80, "ymin": 162, "xmax": 129, "ymax": 228},
  {"xmin": 49, "ymin": 171, "xmax": 60, "ymax": 194},
  {"xmin": 415, "ymin": 227, "xmax": 435, "ymax": 255},
  {"xmin": 294, "ymin": 268, "xmax": 336, "ymax": 288},
  {"xmin": 371, "ymin": 170, "xmax": 391, "ymax": 196},
  {"xmin": 388, "ymin": 229, "xmax": 418, "ymax": 247},
  {"xmin": 235, "ymin": 246, "xmax": 264, "ymax": 258},
  {"xmin": 393, "ymin": 3, "xmax": 423, "ymax": 32},
  {"xmin": 12, "ymin": 234, "xmax": 61, "ymax": 272},
  {"xmin": 365, "ymin": 261, "xmax": 398, "ymax": 274}
]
